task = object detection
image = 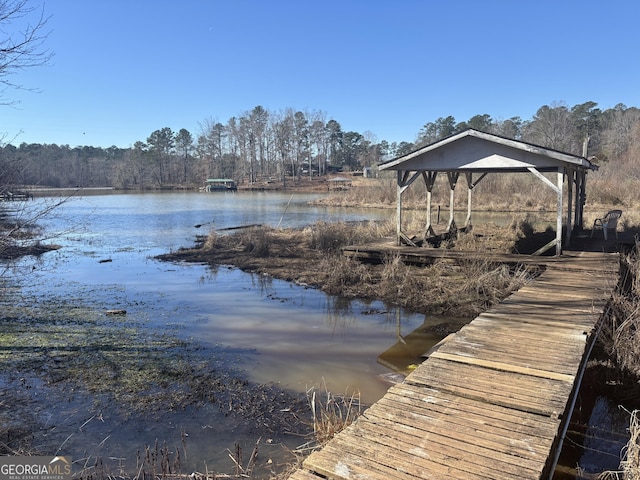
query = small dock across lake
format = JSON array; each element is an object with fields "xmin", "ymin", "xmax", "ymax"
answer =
[{"xmin": 289, "ymin": 249, "xmax": 620, "ymax": 480}]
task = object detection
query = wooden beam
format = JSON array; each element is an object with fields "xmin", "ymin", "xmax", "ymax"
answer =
[
  {"xmin": 532, "ymin": 238, "xmax": 559, "ymax": 256},
  {"xmin": 401, "ymin": 170, "xmax": 422, "ymax": 191},
  {"xmin": 527, "ymin": 167, "xmax": 563, "ymax": 256},
  {"xmin": 467, "ymin": 172, "xmax": 488, "ymax": 189},
  {"xmin": 527, "ymin": 168, "xmax": 559, "ymax": 193}
]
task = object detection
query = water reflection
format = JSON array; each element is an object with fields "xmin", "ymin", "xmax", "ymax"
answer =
[{"xmin": 5, "ymin": 191, "xmax": 564, "ymax": 475}]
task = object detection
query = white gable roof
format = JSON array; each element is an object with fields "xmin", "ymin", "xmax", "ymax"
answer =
[{"xmin": 379, "ymin": 129, "xmax": 596, "ymax": 173}]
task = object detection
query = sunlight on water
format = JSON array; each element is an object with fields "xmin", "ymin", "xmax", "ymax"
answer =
[
  {"xmin": 4, "ymin": 191, "xmax": 600, "ymax": 476},
  {"xmin": 5, "ymin": 191, "xmax": 440, "ymax": 473}
]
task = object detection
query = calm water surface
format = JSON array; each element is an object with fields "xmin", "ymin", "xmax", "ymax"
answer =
[
  {"xmin": 30, "ymin": 191, "xmax": 436, "ymax": 399},
  {"xmin": 3, "ymin": 191, "xmax": 628, "ymax": 477},
  {"xmin": 6, "ymin": 191, "xmax": 454, "ymax": 474}
]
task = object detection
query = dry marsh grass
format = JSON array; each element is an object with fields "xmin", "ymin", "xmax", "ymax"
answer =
[
  {"xmin": 599, "ymin": 240, "xmax": 640, "ymax": 380},
  {"xmin": 174, "ymin": 219, "xmax": 541, "ymax": 317},
  {"xmin": 308, "ymin": 220, "xmax": 395, "ymax": 252},
  {"xmin": 296, "ymin": 383, "xmax": 361, "ymax": 454},
  {"xmin": 595, "ymin": 240, "xmax": 640, "ymax": 479}
]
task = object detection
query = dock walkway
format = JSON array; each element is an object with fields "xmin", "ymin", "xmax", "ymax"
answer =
[{"xmin": 290, "ymin": 250, "xmax": 620, "ymax": 480}]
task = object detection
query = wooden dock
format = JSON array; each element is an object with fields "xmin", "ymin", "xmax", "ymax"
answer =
[{"xmin": 289, "ymin": 250, "xmax": 620, "ymax": 480}]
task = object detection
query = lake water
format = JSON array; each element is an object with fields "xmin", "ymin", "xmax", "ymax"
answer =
[
  {"xmin": 3, "ymin": 191, "xmax": 460, "ymax": 475},
  {"xmin": 1, "ymin": 191, "xmax": 629, "ymax": 478},
  {"xmin": 27, "ymin": 191, "xmax": 444, "ymax": 398}
]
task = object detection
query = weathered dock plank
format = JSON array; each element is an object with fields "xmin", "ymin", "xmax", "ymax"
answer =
[{"xmin": 290, "ymin": 251, "xmax": 619, "ymax": 480}]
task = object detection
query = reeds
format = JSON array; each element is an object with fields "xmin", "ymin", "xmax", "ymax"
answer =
[
  {"xmin": 620, "ymin": 409, "xmax": 640, "ymax": 480},
  {"xmin": 72, "ymin": 436, "xmax": 265, "ymax": 480},
  {"xmin": 309, "ymin": 220, "xmax": 394, "ymax": 252},
  {"xmin": 238, "ymin": 227, "xmax": 271, "ymax": 257},
  {"xmin": 295, "ymin": 383, "xmax": 361, "ymax": 454},
  {"xmin": 599, "ymin": 239, "xmax": 640, "ymax": 379},
  {"xmin": 594, "ymin": 238, "xmax": 640, "ymax": 479}
]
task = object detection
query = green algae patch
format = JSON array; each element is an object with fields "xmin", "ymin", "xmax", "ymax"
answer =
[
  {"xmin": 0, "ymin": 295, "xmax": 304, "ymax": 427},
  {"xmin": 0, "ymin": 301, "xmax": 197, "ymax": 411}
]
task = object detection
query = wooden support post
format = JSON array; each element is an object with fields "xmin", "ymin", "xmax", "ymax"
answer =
[
  {"xmin": 396, "ymin": 171, "xmax": 403, "ymax": 246},
  {"xmin": 578, "ymin": 171, "xmax": 586, "ymax": 229},
  {"xmin": 446, "ymin": 172, "xmax": 459, "ymax": 232},
  {"xmin": 573, "ymin": 171, "xmax": 580, "ymax": 229},
  {"xmin": 556, "ymin": 170, "xmax": 564, "ymax": 256},
  {"xmin": 422, "ymin": 171, "xmax": 437, "ymax": 239},
  {"xmin": 464, "ymin": 172, "xmax": 472, "ymax": 228},
  {"xmin": 527, "ymin": 167, "xmax": 563, "ymax": 256},
  {"xmin": 566, "ymin": 168, "xmax": 573, "ymax": 247},
  {"xmin": 395, "ymin": 170, "xmax": 422, "ymax": 246},
  {"xmin": 464, "ymin": 172, "xmax": 487, "ymax": 229}
]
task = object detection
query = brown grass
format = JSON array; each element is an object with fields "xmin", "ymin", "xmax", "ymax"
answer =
[
  {"xmin": 295, "ymin": 382, "xmax": 361, "ymax": 454},
  {"xmin": 620, "ymin": 410, "xmax": 640, "ymax": 480},
  {"xmin": 600, "ymin": 240, "xmax": 640, "ymax": 379},
  {"xmin": 163, "ymin": 220, "xmax": 540, "ymax": 318},
  {"xmin": 595, "ymin": 239, "xmax": 640, "ymax": 479}
]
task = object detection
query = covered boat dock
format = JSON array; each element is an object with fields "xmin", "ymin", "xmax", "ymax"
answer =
[{"xmin": 377, "ymin": 129, "xmax": 598, "ymax": 256}]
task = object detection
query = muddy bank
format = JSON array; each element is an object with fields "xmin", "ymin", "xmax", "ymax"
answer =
[{"xmin": 0, "ymin": 289, "xmax": 309, "ymax": 474}]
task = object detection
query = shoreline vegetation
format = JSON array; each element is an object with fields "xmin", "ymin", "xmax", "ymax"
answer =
[
  {"xmin": 157, "ymin": 219, "xmax": 541, "ymax": 318},
  {"xmin": 2, "ymin": 180, "xmax": 640, "ymax": 478},
  {"xmin": 155, "ymin": 190, "xmax": 640, "ymax": 478}
]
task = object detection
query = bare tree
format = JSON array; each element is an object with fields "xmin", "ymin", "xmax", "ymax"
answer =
[
  {"xmin": 600, "ymin": 104, "xmax": 640, "ymax": 161},
  {"xmin": 1, "ymin": 1, "xmax": 57, "ymax": 265},
  {"xmin": 523, "ymin": 102, "xmax": 577, "ymax": 153},
  {"xmin": 0, "ymin": 0, "xmax": 52, "ymax": 106},
  {"xmin": 272, "ymin": 109, "xmax": 295, "ymax": 180}
]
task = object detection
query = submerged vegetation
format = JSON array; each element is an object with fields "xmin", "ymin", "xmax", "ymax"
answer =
[
  {"xmin": 162, "ymin": 217, "xmax": 640, "ymax": 479},
  {"xmin": 163, "ymin": 219, "xmax": 540, "ymax": 319},
  {"xmin": 0, "ymin": 291, "xmax": 308, "ymax": 466},
  {"xmin": 2, "ymin": 208, "xmax": 640, "ymax": 477}
]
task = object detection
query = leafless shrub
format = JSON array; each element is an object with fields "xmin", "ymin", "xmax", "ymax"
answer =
[
  {"xmin": 380, "ymin": 253, "xmax": 409, "ymax": 285},
  {"xmin": 238, "ymin": 226, "xmax": 271, "ymax": 257},
  {"xmin": 309, "ymin": 220, "xmax": 395, "ymax": 253},
  {"xmin": 310, "ymin": 222, "xmax": 353, "ymax": 252},
  {"xmin": 599, "ymin": 240, "xmax": 640, "ymax": 378},
  {"xmin": 202, "ymin": 229, "xmax": 217, "ymax": 250},
  {"xmin": 376, "ymin": 253, "xmax": 535, "ymax": 316},
  {"xmin": 354, "ymin": 218, "xmax": 396, "ymax": 239},
  {"xmin": 457, "ymin": 259, "xmax": 533, "ymax": 308},
  {"xmin": 318, "ymin": 254, "xmax": 371, "ymax": 294}
]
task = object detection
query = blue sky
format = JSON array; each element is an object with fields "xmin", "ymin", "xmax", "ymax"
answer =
[{"xmin": 1, "ymin": 0, "xmax": 639, "ymax": 149}]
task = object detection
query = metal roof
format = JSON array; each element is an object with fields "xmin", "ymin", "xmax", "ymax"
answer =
[{"xmin": 379, "ymin": 129, "xmax": 596, "ymax": 173}]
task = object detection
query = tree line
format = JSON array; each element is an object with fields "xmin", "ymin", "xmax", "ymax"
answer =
[{"xmin": 1, "ymin": 101, "xmax": 639, "ymax": 190}]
